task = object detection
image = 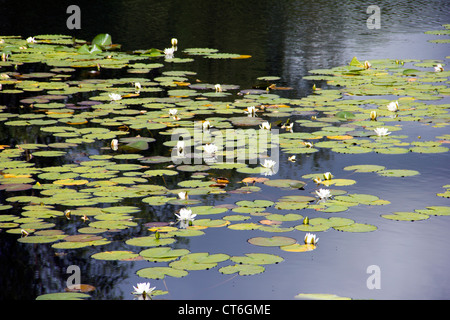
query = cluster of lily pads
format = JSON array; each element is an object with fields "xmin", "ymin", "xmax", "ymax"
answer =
[{"xmin": 1, "ymin": 26, "xmax": 449, "ymax": 300}]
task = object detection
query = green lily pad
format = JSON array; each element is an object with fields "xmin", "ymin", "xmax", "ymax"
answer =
[
  {"xmin": 227, "ymin": 223, "xmax": 261, "ymax": 230},
  {"xmin": 333, "ymin": 223, "xmax": 377, "ymax": 232},
  {"xmin": 136, "ymin": 267, "xmax": 188, "ymax": 279},
  {"xmin": 343, "ymin": 164, "xmax": 386, "ymax": 172},
  {"xmin": 381, "ymin": 211, "xmax": 429, "ymax": 221},
  {"xmin": 230, "ymin": 253, "xmax": 284, "ymax": 265},
  {"xmin": 101, "ymin": 206, "xmax": 140, "ymax": 214},
  {"xmin": 219, "ymin": 264, "xmax": 265, "ymax": 276},
  {"xmin": 263, "ymin": 179, "xmax": 306, "ymax": 189},
  {"xmin": 377, "ymin": 169, "xmax": 420, "ymax": 177},
  {"xmin": 17, "ymin": 234, "xmax": 66, "ymax": 244},
  {"xmin": 265, "ymin": 213, "xmax": 303, "ymax": 221},
  {"xmin": 169, "ymin": 252, "xmax": 230, "ymax": 270},
  {"xmin": 222, "ymin": 214, "xmax": 250, "ymax": 221},
  {"xmin": 167, "ymin": 228, "xmax": 205, "ymax": 237},
  {"xmin": 36, "ymin": 292, "xmax": 91, "ymax": 300},
  {"xmin": 52, "ymin": 239, "xmax": 110, "ymax": 249},
  {"xmin": 125, "ymin": 236, "xmax": 176, "ymax": 247},
  {"xmin": 235, "ymin": 200, "xmax": 274, "ymax": 208},
  {"xmin": 247, "ymin": 236, "xmax": 296, "ymax": 247},
  {"xmin": 193, "ymin": 219, "xmax": 230, "ymax": 228},
  {"xmin": 32, "ymin": 150, "xmax": 66, "ymax": 157},
  {"xmin": 91, "ymin": 250, "xmax": 139, "ymax": 260},
  {"xmin": 139, "ymin": 247, "xmax": 190, "ymax": 262},
  {"xmin": 418, "ymin": 206, "xmax": 450, "ymax": 216},
  {"xmin": 189, "ymin": 206, "xmax": 228, "ymax": 215},
  {"xmin": 89, "ymin": 220, "xmax": 137, "ymax": 230}
]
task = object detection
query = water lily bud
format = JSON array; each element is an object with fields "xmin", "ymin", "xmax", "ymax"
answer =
[
  {"xmin": 313, "ymin": 177, "xmax": 322, "ymax": 184},
  {"xmin": 370, "ymin": 110, "xmax": 377, "ymax": 121},
  {"xmin": 111, "ymin": 139, "xmax": 119, "ymax": 151},
  {"xmin": 303, "ymin": 217, "xmax": 309, "ymax": 225},
  {"xmin": 155, "ymin": 231, "xmax": 160, "ymax": 240}
]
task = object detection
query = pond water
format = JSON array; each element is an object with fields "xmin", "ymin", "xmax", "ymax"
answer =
[{"xmin": 0, "ymin": 1, "xmax": 449, "ymax": 300}]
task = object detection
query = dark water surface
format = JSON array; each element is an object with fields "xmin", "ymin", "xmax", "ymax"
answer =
[{"xmin": 0, "ymin": 1, "xmax": 449, "ymax": 300}]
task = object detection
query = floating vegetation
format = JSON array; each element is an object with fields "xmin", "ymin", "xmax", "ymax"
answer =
[{"xmin": 0, "ymin": 29, "xmax": 449, "ymax": 300}]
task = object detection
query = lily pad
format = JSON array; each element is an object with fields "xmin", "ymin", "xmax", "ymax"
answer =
[
  {"xmin": 169, "ymin": 252, "xmax": 230, "ymax": 270},
  {"xmin": 247, "ymin": 236, "xmax": 296, "ymax": 247},
  {"xmin": 230, "ymin": 253, "xmax": 284, "ymax": 265},
  {"xmin": 333, "ymin": 223, "xmax": 377, "ymax": 233},
  {"xmin": 91, "ymin": 250, "xmax": 139, "ymax": 261},
  {"xmin": 381, "ymin": 211, "xmax": 429, "ymax": 221},
  {"xmin": 343, "ymin": 164, "xmax": 386, "ymax": 173},
  {"xmin": 36, "ymin": 292, "xmax": 91, "ymax": 300},
  {"xmin": 263, "ymin": 179, "xmax": 306, "ymax": 189},
  {"xmin": 139, "ymin": 247, "xmax": 190, "ymax": 262},
  {"xmin": 136, "ymin": 267, "xmax": 188, "ymax": 279},
  {"xmin": 125, "ymin": 236, "xmax": 176, "ymax": 247},
  {"xmin": 219, "ymin": 264, "xmax": 265, "ymax": 276},
  {"xmin": 377, "ymin": 169, "xmax": 420, "ymax": 177}
]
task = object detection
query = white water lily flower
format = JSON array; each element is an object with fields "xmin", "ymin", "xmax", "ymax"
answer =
[
  {"xmin": 288, "ymin": 155, "xmax": 296, "ymax": 162},
  {"xmin": 374, "ymin": 127, "xmax": 391, "ymax": 137},
  {"xmin": 134, "ymin": 82, "xmax": 141, "ymax": 92},
  {"xmin": 164, "ymin": 47, "xmax": 175, "ymax": 58},
  {"xmin": 171, "ymin": 38, "xmax": 178, "ymax": 48},
  {"xmin": 111, "ymin": 139, "xmax": 119, "ymax": 151},
  {"xmin": 178, "ymin": 191, "xmax": 188, "ymax": 200},
  {"xmin": 203, "ymin": 143, "xmax": 218, "ymax": 154},
  {"xmin": 261, "ymin": 159, "xmax": 276, "ymax": 170},
  {"xmin": 109, "ymin": 93, "xmax": 122, "ymax": 101},
  {"xmin": 202, "ymin": 120, "xmax": 212, "ymax": 131},
  {"xmin": 315, "ymin": 188, "xmax": 331, "ymax": 200},
  {"xmin": 244, "ymin": 106, "xmax": 257, "ymax": 116},
  {"xmin": 168, "ymin": 108, "xmax": 178, "ymax": 117},
  {"xmin": 26, "ymin": 36, "xmax": 37, "ymax": 43},
  {"xmin": 304, "ymin": 233, "xmax": 319, "ymax": 245},
  {"xmin": 175, "ymin": 208, "xmax": 197, "ymax": 222},
  {"xmin": 281, "ymin": 122, "xmax": 293, "ymax": 132},
  {"xmin": 434, "ymin": 64, "xmax": 444, "ymax": 72},
  {"xmin": 364, "ymin": 60, "xmax": 371, "ymax": 69},
  {"xmin": 132, "ymin": 282, "xmax": 156, "ymax": 297},
  {"xmin": 323, "ymin": 172, "xmax": 332, "ymax": 180},
  {"xmin": 386, "ymin": 101, "xmax": 398, "ymax": 112},
  {"xmin": 260, "ymin": 121, "xmax": 271, "ymax": 130},
  {"xmin": 169, "ymin": 109, "xmax": 180, "ymax": 120},
  {"xmin": 215, "ymin": 84, "xmax": 222, "ymax": 92},
  {"xmin": 304, "ymin": 141, "xmax": 314, "ymax": 148}
]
